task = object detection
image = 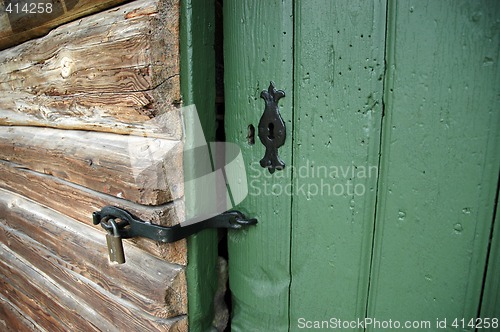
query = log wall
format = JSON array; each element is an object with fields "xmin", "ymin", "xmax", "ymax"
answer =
[{"xmin": 0, "ymin": 0, "xmax": 189, "ymax": 330}]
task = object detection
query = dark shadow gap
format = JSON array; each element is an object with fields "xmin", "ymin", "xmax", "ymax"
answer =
[
  {"xmin": 364, "ymin": 1, "xmax": 393, "ymax": 327},
  {"xmin": 476, "ymin": 170, "xmax": 500, "ymax": 322},
  {"xmin": 214, "ymin": 1, "xmax": 231, "ymax": 332}
]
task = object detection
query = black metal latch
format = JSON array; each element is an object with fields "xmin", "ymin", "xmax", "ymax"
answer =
[{"xmin": 93, "ymin": 206, "xmax": 257, "ymax": 264}]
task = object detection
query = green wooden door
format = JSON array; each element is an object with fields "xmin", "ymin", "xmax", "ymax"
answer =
[
  {"xmin": 224, "ymin": 1, "xmax": 294, "ymax": 329},
  {"xmin": 290, "ymin": 2, "xmax": 386, "ymax": 325},
  {"xmin": 224, "ymin": 1, "xmax": 500, "ymax": 331},
  {"xmin": 366, "ymin": 1, "xmax": 500, "ymax": 327}
]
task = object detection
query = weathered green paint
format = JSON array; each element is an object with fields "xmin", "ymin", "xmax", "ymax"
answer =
[
  {"xmin": 367, "ymin": 0, "xmax": 500, "ymax": 327},
  {"xmin": 224, "ymin": 0, "xmax": 499, "ymax": 330},
  {"xmin": 290, "ymin": 0, "xmax": 386, "ymax": 327},
  {"xmin": 224, "ymin": 0, "xmax": 294, "ymax": 330},
  {"xmin": 180, "ymin": 0, "xmax": 218, "ymax": 330}
]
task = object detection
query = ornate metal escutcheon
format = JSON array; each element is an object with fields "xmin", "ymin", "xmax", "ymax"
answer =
[{"xmin": 258, "ymin": 81, "xmax": 286, "ymax": 173}]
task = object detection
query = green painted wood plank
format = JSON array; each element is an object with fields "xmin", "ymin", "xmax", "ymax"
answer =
[
  {"xmin": 367, "ymin": 0, "xmax": 500, "ymax": 327},
  {"xmin": 290, "ymin": 1, "xmax": 386, "ymax": 328},
  {"xmin": 224, "ymin": 1, "xmax": 294, "ymax": 330},
  {"xmin": 481, "ymin": 188, "xmax": 500, "ymax": 321},
  {"xmin": 180, "ymin": 0, "xmax": 218, "ymax": 330}
]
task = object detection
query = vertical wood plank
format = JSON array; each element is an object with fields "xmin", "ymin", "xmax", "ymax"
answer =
[
  {"xmin": 224, "ymin": 0, "xmax": 294, "ymax": 330},
  {"xmin": 290, "ymin": 0, "xmax": 386, "ymax": 326},
  {"xmin": 180, "ymin": 0, "xmax": 218, "ymax": 330},
  {"xmin": 368, "ymin": 0, "xmax": 500, "ymax": 326}
]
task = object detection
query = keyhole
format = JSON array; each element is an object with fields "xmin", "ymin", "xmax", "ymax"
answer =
[
  {"xmin": 247, "ymin": 124, "xmax": 255, "ymax": 145},
  {"xmin": 268, "ymin": 123, "xmax": 275, "ymax": 139}
]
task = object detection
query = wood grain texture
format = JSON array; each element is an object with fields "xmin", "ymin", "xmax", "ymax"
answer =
[
  {"xmin": 367, "ymin": 0, "xmax": 500, "ymax": 325},
  {"xmin": 0, "ymin": 159, "xmax": 187, "ymax": 264},
  {"xmin": 290, "ymin": 0, "xmax": 386, "ymax": 324},
  {"xmin": 224, "ymin": 0, "xmax": 294, "ymax": 330},
  {"xmin": 0, "ymin": 250, "xmax": 99, "ymax": 332},
  {"xmin": 0, "ymin": 295, "xmax": 43, "ymax": 332},
  {"xmin": 0, "ymin": 0, "xmax": 129, "ymax": 50},
  {"xmin": 0, "ymin": 126, "xmax": 183, "ymax": 205},
  {"xmin": 0, "ymin": 188, "xmax": 188, "ymax": 331},
  {"xmin": 0, "ymin": 0, "xmax": 182, "ymax": 138},
  {"xmin": 0, "ymin": 246, "xmax": 187, "ymax": 332}
]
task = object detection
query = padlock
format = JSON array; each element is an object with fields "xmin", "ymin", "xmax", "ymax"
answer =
[{"xmin": 105, "ymin": 219, "xmax": 125, "ymax": 264}]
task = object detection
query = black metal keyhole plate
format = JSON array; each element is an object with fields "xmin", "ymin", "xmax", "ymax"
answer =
[{"xmin": 258, "ymin": 81, "xmax": 286, "ymax": 174}]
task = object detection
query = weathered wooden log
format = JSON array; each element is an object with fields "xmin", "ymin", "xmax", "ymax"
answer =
[
  {"xmin": 0, "ymin": 126, "xmax": 183, "ymax": 205},
  {"xmin": 0, "ymin": 256, "xmax": 97, "ymax": 332},
  {"xmin": 0, "ymin": 189, "xmax": 188, "ymax": 330},
  {"xmin": 0, "ymin": 248, "xmax": 187, "ymax": 331},
  {"xmin": 0, "ymin": 295, "xmax": 41, "ymax": 332},
  {"xmin": 0, "ymin": 212, "xmax": 187, "ymax": 319},
  {"xmin": 0, "ymin": 0, "xmax": 130, "ymax": 51},
  {"xmin": 0, "ymin": 159, "xmax": 187, "ymax": 264},
  {"xmin": 0, "ymin": 0, "xmax": 182, "ymax": 138}
]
